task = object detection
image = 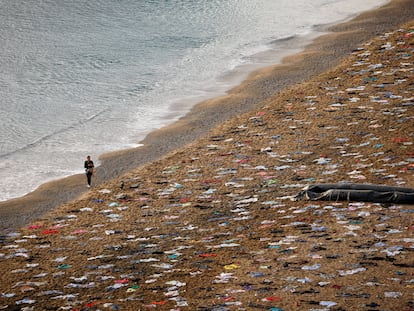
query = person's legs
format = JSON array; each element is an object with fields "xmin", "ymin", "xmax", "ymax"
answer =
[{"xmin": 86, "ymin": 173, "xmax": 92, "ymax": 187}]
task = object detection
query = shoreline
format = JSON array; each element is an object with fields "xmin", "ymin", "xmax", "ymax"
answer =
[{"xmin": 1, "ymin": 0, "xmax": 413, "ymax": 231}]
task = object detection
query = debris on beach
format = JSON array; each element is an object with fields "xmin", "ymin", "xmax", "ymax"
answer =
[
  {"xmin": 0, "ymin": 22, "xmax": 413, "ymax": 311},
  {"xmin": 294, "ymin": 183, "xmax": 414, "ymax": 204}
]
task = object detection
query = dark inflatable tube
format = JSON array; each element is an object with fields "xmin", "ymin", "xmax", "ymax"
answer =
[{"xmin": 295, "ymin": 183, "xmax": 414, "ymax": 204}]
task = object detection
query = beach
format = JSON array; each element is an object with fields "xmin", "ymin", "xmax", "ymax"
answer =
[
  {"xmin": 1, "ymin": 0, "xmax": 413, "ymax": 232},
  {"xmin": 0, "ymin": 0, "xmax": 413, "ymax": 309}
]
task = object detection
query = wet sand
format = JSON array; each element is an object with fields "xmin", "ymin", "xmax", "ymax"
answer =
[
  {"xmin": 0, "ymin": 1, "xmax": 413, "ymax": 310},
  {"xmin": 1, "ymin": 0, "xmax": 413, "ymax": 232}
]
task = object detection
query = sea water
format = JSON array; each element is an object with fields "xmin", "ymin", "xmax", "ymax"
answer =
[{"xmin": 0, "ymin": 0, "xmax": 388, "ymax": 201}]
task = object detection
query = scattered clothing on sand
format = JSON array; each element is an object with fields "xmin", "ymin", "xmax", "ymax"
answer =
[{"xmin": 0, "ymin": 19, "xmax": 413, "ymax": 311}]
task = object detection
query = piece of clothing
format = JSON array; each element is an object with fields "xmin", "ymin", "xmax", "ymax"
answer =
[{"xmin": 86, "ymin": 171, "xmax": 93, "ymax": 186}]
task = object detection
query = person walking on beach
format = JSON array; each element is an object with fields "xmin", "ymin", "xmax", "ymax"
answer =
[{"xmin": 84, "ymin": 155, "xmax": 95, "ymax": 187}]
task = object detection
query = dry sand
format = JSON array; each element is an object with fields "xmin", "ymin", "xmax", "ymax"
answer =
[{"xmin": 0, "ymin": 1, "xmax": 413, "ymax": 310}]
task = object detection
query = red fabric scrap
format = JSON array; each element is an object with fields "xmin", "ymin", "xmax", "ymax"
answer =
[
  {"xmin": 28, "ymin": 224, "xmax": 44, "ymax": 229},
  {"xmin": 41, "ymin": 229, "xmax": 60, "ymax": 235},
  {"xmin": 115, "ymin": 278, "xmax": 129, "ymax": 284},
  {"xmin": 392, "ymin": 137, "xmax": 410, "ymax": 143}
]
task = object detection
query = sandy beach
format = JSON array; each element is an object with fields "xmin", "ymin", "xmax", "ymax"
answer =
[
  {"xmin": 0, "ymin": 0, "xmax": 413, "ymax": 310},
  {"xmin": 0, "ymin": 0, "xmax": 413, "ymax": 232}
]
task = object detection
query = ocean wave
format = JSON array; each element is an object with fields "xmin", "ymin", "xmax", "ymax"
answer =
[{"xmin": 0, "ymin": 108, "xmax": 110, "ymax": 159}]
